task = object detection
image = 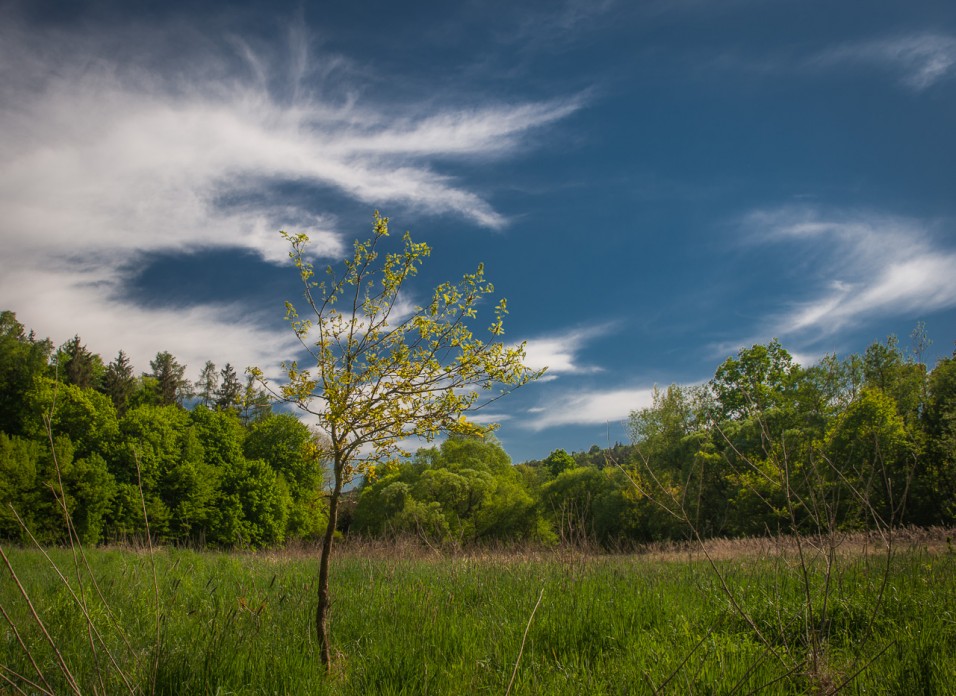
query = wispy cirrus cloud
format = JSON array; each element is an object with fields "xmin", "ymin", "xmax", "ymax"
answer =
[
  {"xmin": 744, "ymin": 206, "xmax": 956, "ymax": 340},
  {"xmin": 809, "ymin": 33, "xmax": 956, "ymax": 90},
  {"xmin": 523, "ymin": 386, "xmax": 656, "ymax": 431},
  {"xmin": 518, "ymin": 324, "xmax": 615, "ymax": 380},
  {"xmin": 0, "ymin": 10, "xmax": 582, "ymax": 375}
]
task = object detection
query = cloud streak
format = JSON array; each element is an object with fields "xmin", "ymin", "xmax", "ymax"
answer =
[
  {"xmin": 518, "ymin": 324, "xmax": 614, "ymax": 380},
  {"xmin": 810, "ymin": 33, "xmax": 956, "ymax": 90},
  {"xmin": 523, "ymin": 386, "xmax": 655, "ymax": 431},
  {"xmin": 745, "ymin": 207, "xmax": 956, "ymax": 340},
  {"xmin": 0, "ymin": 11, "xmax": 582, "ymax": 377}
]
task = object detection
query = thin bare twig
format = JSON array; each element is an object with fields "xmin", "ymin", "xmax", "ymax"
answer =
[{"xmin": 505, "ymin": 588, "xmax": 544, "ymax": 696}]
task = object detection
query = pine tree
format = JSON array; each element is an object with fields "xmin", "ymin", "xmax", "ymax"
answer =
[
  {"xmin": 102, "ymin": 350, "xmax": 136, "ymax": 416},
  {"xmin": 61, "ymin": 335, "xmax": 100, "ymax": 389},
  {"xmin": 216, "ymin": 363, "xmax": 242, "ymax": 411},
  {"xmin": 149, "ymin": 351, "xmax": 191, "ymax": 407},
  {"xmin": 197, "ymin": 360, "xmax": 219, "ymax": 408}
]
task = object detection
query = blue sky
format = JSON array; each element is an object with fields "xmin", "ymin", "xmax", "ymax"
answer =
[{"xmin": 2, "ymin": 0, "xmax": 955, "ymax": 462}]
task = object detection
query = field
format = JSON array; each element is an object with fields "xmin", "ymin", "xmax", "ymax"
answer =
[{"xmin": 2, "ymin": 531, "xmax": 954, "ymax": 695}]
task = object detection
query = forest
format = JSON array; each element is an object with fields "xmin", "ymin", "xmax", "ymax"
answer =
[{"xmin": 2, "ymin": 308, "xmax": 953, "ymax": 549}]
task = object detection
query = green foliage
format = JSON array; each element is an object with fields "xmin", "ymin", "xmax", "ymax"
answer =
[
  {"xmin": 163, "ymin": 434, "xmax": 219, "ymax": 539},
  {"xmin": 918, "ymin": 353, "xmax": 956, "ymax": 523},
  {"xmin": 215, "ymin": 362, "xmax": 243, "ymax": 412},
  {"xmin": 354, "ymin": 436, "xmax": 544, "ymax": 543},
  {"xmin": 260, "ymin": 213, "xmax": 541, "ymax": 484},
  {"xmin": 826, "ymin": 387, "xmax": 916, "ymax": 527},
  {"xmin": 149, "ymin": 351, "xmax": 192, "ymax": 407},
  {"xmin": 102, "ymin": 350, "xmax": 136, "ymax": 416},
  {"xmin": 0, "ymin": 314, "xmax": 301, "ymax": 548},
  {"xmin": 622, "ymin": 334, "xmax": 956, "ymax": 542},
  {"xmin": 629, "ymin": 385, "xmax": 699, "ymax": 472},
  {"xmin": 542, "ymin": 466, "xmax": 605, "ymax": 543},
  {"xmin": 0, "ymin": 432, "xmax": 44, "ymax": 539},
  {"xmin": 61, "ymin": 452, "xmax": 117, "ymax": 544},
  {"xmin": 25, "ymin": 377, "xmax": 119, "ymax": 460},
  {"xmin": 110, "ymin": 403, "xmax": 193, "ymax": 537},
  {"xmin": 0, "ymin": 432, "xmax": 116, "ymax": 544},
  {"xmin": 187, "ymin": 406, "xmax": 283, "ymax": 546},
  {"xmin": 244, "ymin": 413, "xmax": 327, "ymax": 539},
  {"xmin": 863, "ymin": 336, "xmax": 925, "ymax": 425},
  {"xmin": 0, "ymin": 310, "xmax": 54, "ymax": 435},
  {"xmin": 240, "ymin": 372, "xmax": 272, "ymax": 425},
  {"xmin": 187, "ymin": 406, "xmax": 246, "ymax": 471},
  {"xmin": 196, "ymin": 360, "xmax": 219, "ymax": 408},
  {"xmin": 244, "ymin": 413, "xmax": 319, "ymax": 491},
  {"xmin": 218, "ymin": 457, "xmax": 291, "ymax": 547},
  {"xmin": 712, "ymin": 338, "xmax": 797, "ymax": 421},
  {"xmin": 544, "ymin": 448, "xmax": 575, "ymax": 478},
  {"xmin": 59, "ymin": 334, "xmax": 105, "ymax": 390},
  {"xmin": 0, "ymin": 306, "xmax": 953, "ymax": 549}
]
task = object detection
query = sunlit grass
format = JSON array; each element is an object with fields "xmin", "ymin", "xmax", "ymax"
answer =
[{"xmin": 1, "ymin": 534, "xmax": 954, "ymax": 694}]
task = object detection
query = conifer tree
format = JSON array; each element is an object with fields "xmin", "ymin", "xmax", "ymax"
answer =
[
  {"xmin": 216, "ymin": 363, "xmax": 243, "ymax": 411},
  {"xmin": 102, "ymin": 350, "xmax": 136, "ymax": 416},
  {"xmin": 197, "ymin": 360, "xmax": 219, "ymax": 408},
  {"xmin": 149, "ymin": 351, "xmax": 191, "ymax": 406}
]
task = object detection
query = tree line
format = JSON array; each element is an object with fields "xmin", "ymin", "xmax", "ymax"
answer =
[
  {"xmin": 347, "ymin": 329, "xmax": 956, "ymax": 546},
  {"xmin": 0, "ymin": 310, "xmax": 326, "ymax": 547},
  {"xmin": 1, "ymin": 309, "xmax": 953, "ymax": 548}
]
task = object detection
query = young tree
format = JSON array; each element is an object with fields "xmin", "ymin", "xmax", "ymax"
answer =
[
  {"xmin": 253, "ymin": 213, "xmax": 541, "ymax": 670},
  {"xmin": 240, "ymin": 372, "xmax": 272, "ymax": 425}
]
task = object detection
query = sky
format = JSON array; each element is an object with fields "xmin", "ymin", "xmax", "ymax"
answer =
[{"xmin": 1, "ymin": 0, "xmax": 955, "ymax": 462}]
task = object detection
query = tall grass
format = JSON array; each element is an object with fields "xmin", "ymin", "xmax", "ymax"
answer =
[{"xmin": 2, "ymin": 534, "xmax": 954, "ymax": 694}]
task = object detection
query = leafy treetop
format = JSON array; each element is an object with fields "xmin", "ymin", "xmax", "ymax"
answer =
[{"xmin": 254, "ymin": 212, "xmax": 542, "ymax": 482}]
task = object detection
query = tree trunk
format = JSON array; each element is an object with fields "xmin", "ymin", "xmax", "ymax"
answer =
[{"xmin": 316, "ymin": 472, "xmax": 342, "ymax": 672}]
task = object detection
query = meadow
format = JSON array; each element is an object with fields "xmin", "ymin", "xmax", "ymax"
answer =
[{"xmin": 2, "ymin": 531, "xmax": 954, "ymax": 695}]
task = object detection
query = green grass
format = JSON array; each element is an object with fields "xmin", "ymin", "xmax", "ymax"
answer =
[{"xmin": 1, "ymin": 538, "xmax": 954, "ymax": 694}]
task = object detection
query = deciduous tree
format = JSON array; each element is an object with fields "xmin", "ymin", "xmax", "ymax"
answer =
[
  {"xmin": 253, "ymin": 213, "xmax": 541, "ymax": 670},
  {"xmin": 0, "ymin": 311, "xmax": 53, "ymax": 435},
  {"xmin": 240, "ymin": 372, "xmax": 272, "ymax": 425}
]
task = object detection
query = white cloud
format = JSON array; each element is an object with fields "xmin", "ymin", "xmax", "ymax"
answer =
[
  {"xmin": 786, "ymin": 351, "xmax": 823, "ymax": 368},
  {"xmin": 518, "ymin": 324, "xmax": 613, "ymax": 377},
  {"xmin": 745, "ymin": 206, "xmax": 956, "ymax": 338},
  {"xmin": 810, "ymin": 33, "xmax": 956, "ymax": 90},
  {"xmin": 466, "ymin": 412, "xmax": 512, "ymax": 425},
  {"xmin": 0, "ymin": 11, "xmax": 582, "ymax": 377},
  {"xmin": 522, "ymin": 386, "xmax": 656, "ymax": 431},
  {"xmin": 4, "ymin": 262, "xmax": 299, "ymax": 381}
]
